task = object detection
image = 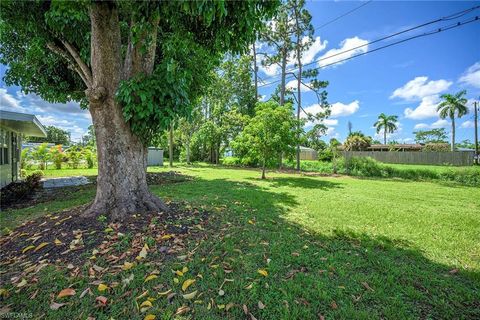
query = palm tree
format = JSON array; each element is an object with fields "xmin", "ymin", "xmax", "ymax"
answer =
[
  {"xmin": 374, "ymin": 113, "xmax": 398, "ymax": 145},
  {"xmin": 437, "ymin": 90, "xmax": 468, "ymax": 151}
]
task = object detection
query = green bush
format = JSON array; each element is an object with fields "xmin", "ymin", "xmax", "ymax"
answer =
[
  {"xmin": 221, "ymin": 156, "xmax": 241, "ymax": 166},
  {"xmin": 339, "ymin": 157, "xmax": 479, "ymax": 186}
]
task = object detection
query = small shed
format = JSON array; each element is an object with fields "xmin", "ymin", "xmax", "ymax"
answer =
[
  {"xmin": 0, "ymin": 110, "xmax": 46, "ymax": 187},
  {"xmin": 147, "ymin": 147, "xmax": 163, "ymax": 166},
  {"xmin": 299, "ymin": 146, "xmax": 318, "ymax": 160}
]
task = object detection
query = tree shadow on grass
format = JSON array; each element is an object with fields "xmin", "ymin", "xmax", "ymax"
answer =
[
  {"xmin": 247, "ymin": 176, "xmax": 344, "ymax": 190},
  {"xmin": 153, "ymin": 176, "xmax": 480, "ymax": 319},
  {"xmin": 4, "ymin": 174, "xmax": 479, "ymax": 319}
]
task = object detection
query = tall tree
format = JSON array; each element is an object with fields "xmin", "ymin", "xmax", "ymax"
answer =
[
  {"xmin": 290, "ymin": 0, "xmax": 312, "ymax": 171},
  {"xmin": 262, "ymin": 0, "xmax": 329, "ymax": 170},
  {"xmin": 437, "ymin": 90, "xmax": 469, "ymax": 151},
  {"xmin": 261, "ymin": 3, "xmax": 295, "ymax": 106},
  {"xmin": 373, "ymin": 113, "xmax": 398, "ymax": 145},
  {"xmin": 0, "ymin": 1, "xmax": 276, "ymax": 219}
]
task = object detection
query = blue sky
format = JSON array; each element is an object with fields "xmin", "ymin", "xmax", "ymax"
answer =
[
  {"xmin": 1, "ymin": 1, "xmax": 479, "ymax": 143},
  {"xmin": 258, "ymin": 0, "xmax": 480, "ymax": 143}
]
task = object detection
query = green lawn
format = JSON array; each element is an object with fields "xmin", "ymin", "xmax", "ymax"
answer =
[
  {"xmin": 3, "ymin": 165, "xmax": 480, "ymax": 319},
  {"xmin": 383, "ymin": 163, "xmax": 480, "ymax": 173}
]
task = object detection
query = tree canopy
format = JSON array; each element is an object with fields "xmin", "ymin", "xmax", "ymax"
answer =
[
  {"xmin": 232, "ymin": 101, "xmax": 301, "ymax": 179},
  {"xmin": 0, "ymin": 0, "xmax": 277, "ymax": 143}
]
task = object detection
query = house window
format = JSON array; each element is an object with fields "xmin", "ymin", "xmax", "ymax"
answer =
[{"xmin": 0, "ymin": 129, "xmax": 8, "ymax": 165}]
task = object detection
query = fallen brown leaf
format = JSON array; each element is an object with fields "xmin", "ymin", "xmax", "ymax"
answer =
[
  {"xmin": 57, "ymin": 288, "xmax": 76, "ymax": 298},
  {"xmin": 95, "ymin": 296, "xmax": 108, "ymax": 306}
]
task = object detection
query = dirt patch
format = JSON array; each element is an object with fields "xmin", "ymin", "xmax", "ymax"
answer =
[{"xmin": 0, "ymin": 201, "xmax": 210, "ymax": 282}]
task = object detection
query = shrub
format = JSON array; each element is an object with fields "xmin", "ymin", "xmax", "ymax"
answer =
[
  {"xmin": 221, "ymin": 156, "xmax": 241, "ymax": 166},
  {"xmin": 344, "ymin": 135, "xmax": 371, "ymax": 151},
  {"xmin": 66, "ymin": 148, "xmax": 82, "ymax": 169},
  {"xmin": 342, "ymin": 156, "xmax": 383, "ymax": 176},
  {"xmin": 83, "ymin": 148, "xmax": 96, "ymax": 168},
  {"xmin": 20, "ymin": 169, "xmax": 27, "ymax": 178},
  {"xmin": 49, "ymin": 145, "xmax": 65, "ymax": 169},
  {"xmin": 423, "ymin": 143, "xmax": 450, "ymax": 152},
  {"xmin": 26, "ymin": 170, "xmax": 44, "ymax": 188},
  {"xmin": 31, "ymin": 143, "xmax": 50, "ymax": 170}
]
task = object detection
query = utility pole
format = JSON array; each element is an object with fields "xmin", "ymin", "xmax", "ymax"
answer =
[{"xmin": 474, "ymin": 100, "xmax": 478, "ymax": 165}]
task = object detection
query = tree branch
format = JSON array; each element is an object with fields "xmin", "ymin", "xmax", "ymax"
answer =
[
  {"xmin": 61, "ymin": 40, "xmax": 93, "ymax": 87},
  {"xmin": 47, "ymin": 42, "xmax": 89, "ymax": 87}
]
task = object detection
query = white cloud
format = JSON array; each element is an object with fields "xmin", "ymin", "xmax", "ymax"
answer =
[
  {"xmin": 331, "ymin": 100, "xmax": 360, "ymax": 117},
  {"xmin": 286, "ymin": 79, "xmax": 311, "ymax": 92},
  {"xmin": 459, "ymin": 62, "xmax": 480, "ymax": 88},
  {"xmin": 317, "ymin": 37, "xmax": 368, "ymax": 68},
  {"xmin": 391, "ymin": 76, "xmax": 452, "ymax": 101},
  {"xmin": 323, "ymin": 119, "xmax": 338, "ymax": 126},
  {"xmin": 413, "ymin": 119, "xmax": 449, "ymax": 130},
  {"xmin": 326, "ymin": 126, "xmax": 339, "ymax": 139},
  {"xmin": 303, "ymin": 100, "xmax": 360, "ymax": 120},
  {"xmin": 0, "ymin": 88, "xmax": 27, "ymax": 112},
  {"xmin": 258, "ymin": 63, "xmax": 280, "ymax": 77},
  {"xmin": 431, "ymin": 119, "xmax": 449, "ymax": 128},
  {"xmin": 414, "ymin": 123, "xmax": 429, "ymax": 130},
  {"xmin": 301, "ymin": 36, "xmax": 328, "ymax": 65},
  {"xmin": 404, "ymin": 95, "xmax": 440, "ymax": 120},
  {"xmin": 461, "ymin": 120, "xmax": 475, "ymax": 128}
]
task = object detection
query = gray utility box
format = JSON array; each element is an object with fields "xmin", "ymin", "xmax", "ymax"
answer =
[{"xmin": 147, "ymin": 148, "xmax": 163, "ymax": 166}]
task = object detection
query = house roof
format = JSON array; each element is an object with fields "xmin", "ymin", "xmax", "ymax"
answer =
[{"xmin": 0, "ymin": 110, "xmax": 47, "ymax": 137}]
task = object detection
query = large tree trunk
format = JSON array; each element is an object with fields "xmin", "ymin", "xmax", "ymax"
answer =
[{"xmin": 84, "ymin": 2, "xmax": 168, "ymax": 219}]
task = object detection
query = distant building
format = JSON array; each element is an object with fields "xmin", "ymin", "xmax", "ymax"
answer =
[
  {"xmin": 0, "ymin": 110, "xmax": 46, "ymax": 187},
  {"xmin": 299, "ymin": 146, "xmax": 318, "ymax": 160}
]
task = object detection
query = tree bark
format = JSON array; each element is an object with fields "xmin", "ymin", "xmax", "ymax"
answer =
[
  {"xmin": 186, "ymin": 140, "xmax": 191, "ymax": 164},
  {"xmin": 252, "ymin": 41, "xmax": 258, "ymax": 102},
  {"xmin": 84, "ymin": 2, "xmax": 168, "ymax": 220},
  {"xmin": 384, "ymin": 128, "xmax": 387, "ymax": 145},
  {"xmin": 451, "ymin": 116, "xmax": 455, "ymax": 152},
  {"xmin": 280, "ymin": 47, "xmax": 287, "ymax": 106},
  {"xmin": 294, "ymin": 4, "xmax": 302, "ymax": 172},
  {"xmin": 169, "ymin": 123, "xmax": 174, "ymax": 167},
  {"xmin": 261, "ymin": 158, "xmax": 266, "ymax": 179}
]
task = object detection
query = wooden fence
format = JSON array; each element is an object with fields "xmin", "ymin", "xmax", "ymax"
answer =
[{"xmin": 342, "ymin": 151, "xmax": 475, "ymax": 166}]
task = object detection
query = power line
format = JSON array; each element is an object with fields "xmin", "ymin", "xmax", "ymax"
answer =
[
  {"xmin": 260, "ymin": 5, "xmax": 480, "ymax": 83},
  {"xmin": 259, "ymin": 15, "xmax": 479, "ymax": 88},
  {"xmin": 313, "ymin": 0, "xmax": 373, "ymax": 31}
]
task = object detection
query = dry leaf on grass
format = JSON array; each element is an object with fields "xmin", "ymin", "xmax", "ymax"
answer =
[
  {"xmin": 182, "ymin": 279, "xmax": 195, "ymax": 292},
  {"xmin": 50, "ymin": 302, "xmax": 66, "ymax": 310},
  {"xmin": 257, "ymin": 269, "xmax": 268, "ymax": 277},
  {"xmin": 57, "ymin": 288, "xmax": 76, "ymax": 298}
]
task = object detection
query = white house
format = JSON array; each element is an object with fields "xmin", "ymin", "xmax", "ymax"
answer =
[{"xmin": 0, "ymin": 110, "xmax": 46, "ymax": 187}]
